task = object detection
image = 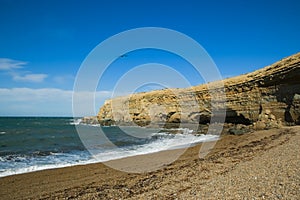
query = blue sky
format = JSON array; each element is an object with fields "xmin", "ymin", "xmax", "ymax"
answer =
[{"xmin": 0, "ymin": 0, "xmax": 299, "ymax": 116}]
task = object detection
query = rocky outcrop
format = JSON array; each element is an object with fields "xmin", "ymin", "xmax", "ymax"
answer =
[
  {"xmin": 97, "ymin": 53, "xmax": 300, "ymax": 127},
  {"xmin": 253, "ymin": 109, "xmax": 282, "ymax": 130},
  {"xmin": 81, "ymin": 116, "xmax": 99, "ymax": 125}
]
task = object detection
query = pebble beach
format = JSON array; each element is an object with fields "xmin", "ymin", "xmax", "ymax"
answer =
[{"xmin": 0, "ymin": 126, "xmax": 299, "ymax": 199}]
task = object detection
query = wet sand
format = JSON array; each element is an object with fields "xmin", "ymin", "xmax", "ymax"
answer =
[{"xmin": 0, "ymin": 126, "xmax": 299, "ymax": 199}]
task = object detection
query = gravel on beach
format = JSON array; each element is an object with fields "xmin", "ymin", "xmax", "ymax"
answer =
[{"xmin": 0, "ymin": 126, "xmax": 299, "ymax": 200}]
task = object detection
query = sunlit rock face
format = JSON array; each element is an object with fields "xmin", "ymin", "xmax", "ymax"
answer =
[{"xmin": 97, "ymin": 53, "xmax": 300, "ymax": 127}]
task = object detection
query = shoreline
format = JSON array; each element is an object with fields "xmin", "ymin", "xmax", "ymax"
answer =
[
  {"xmin": 0, "ymin": 126, "xmax": 299, "ymax": 199},
  {"xmin": 0, "ymin": 127, "xmax": 219, "ymax": 178}
]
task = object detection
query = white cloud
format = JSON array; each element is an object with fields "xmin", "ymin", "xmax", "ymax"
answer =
[
  {"xmin": 0, "ymin": 88, "xmax": 112, "ymax": 116},
  {"xmin": 12, "ymin": 73, "xmax": 48, "ymax": 83},
  {"xmin": 0, "ymin": 58, "xmax": 48, "ymax": 83},
  {"xmin": 0, "ymin": 58, "xmax": 27, "ymax": 70}
]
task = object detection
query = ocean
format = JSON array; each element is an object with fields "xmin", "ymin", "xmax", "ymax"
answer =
[{"xmin": 0, "ymin": 117, "xmax": 218, "ymax": 177}]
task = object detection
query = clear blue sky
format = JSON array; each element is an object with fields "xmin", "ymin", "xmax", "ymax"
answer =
[{"xmin": 0, "ymin": 0, "xmax": 299, "ymax": 116}]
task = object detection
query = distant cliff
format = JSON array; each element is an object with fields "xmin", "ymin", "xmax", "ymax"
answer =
[{"xmin": 97, "ymin": 53, "xmax": 300, "ymax": 127}]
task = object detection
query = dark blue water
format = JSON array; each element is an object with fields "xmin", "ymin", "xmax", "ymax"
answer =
[
  {"xmin": 0, "ymin": 117, "xmax": 217, "ymax": 177},
  {"xmin": 0, "ymin": 117, "xmax": 84, "ymax": 156}
]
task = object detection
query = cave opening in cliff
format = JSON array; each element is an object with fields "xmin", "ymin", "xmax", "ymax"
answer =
[{"xmin": 225, "ymin": 109, "xmax": 252, "ymax": 125}]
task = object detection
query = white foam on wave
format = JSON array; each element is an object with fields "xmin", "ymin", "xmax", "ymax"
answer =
[
  {"xmin": 0, "ymin": 131, "xmax": 6, "ymax": 135},
  {"xmin": 69, "ymin": 118, "xmax": 82, "ymax": 125},
  {"xmin": 91, "ymin": 131, "xmax": 218, "ymax": 162},
  {"xmin": 0, "ymin": 128, "xmax": 219, "ymax": 178},
  {"xmin": 0, "ymin": 151, "xmax": 94, "ymax": 178},
  {"xmin": 0, "ymin": 163, "xmax": 73, "ymax": 178},
  {"xmin": 71, "ymin": 119, "xmax": 101, "ymax": 127}
]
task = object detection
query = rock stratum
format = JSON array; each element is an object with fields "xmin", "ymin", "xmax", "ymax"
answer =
[{"xmin": 96, "ymin": 53, "xmax": 300, "ymax": 128}]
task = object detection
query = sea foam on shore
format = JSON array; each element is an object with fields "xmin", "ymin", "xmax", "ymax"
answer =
[{"xmin": 0, "ymin": 117, "xmax": 218, "ymax": 177}]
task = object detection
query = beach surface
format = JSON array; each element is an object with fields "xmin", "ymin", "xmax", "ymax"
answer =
[{"xmin": 0, "ymin": 126, "xmax": 299, "ymax": 199}]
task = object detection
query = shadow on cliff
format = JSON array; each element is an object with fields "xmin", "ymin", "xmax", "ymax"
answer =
[
  {"xmin": 276, "ymin": 84, "xmax": 300, "ymax": 125},
  {"xmin": 272, "ymin": 67, "xmax": 300, "ymax": 125},
  {"xmin": 223, "ymin": 108, "xmax": 252, "ymax": 125}
]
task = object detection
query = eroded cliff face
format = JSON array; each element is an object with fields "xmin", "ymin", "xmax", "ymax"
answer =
[{"xmin": 97, "ymin": 53, "xmax": 300, "ymax": 127}]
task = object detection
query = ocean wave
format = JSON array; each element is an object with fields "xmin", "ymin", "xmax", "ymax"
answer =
[
  {"xmin": 0, "ymin": 131, "xmax": 6, "ymax": 135},
  {"xmin": 69, "ymin": 118, "xmax": 82, "ymax": 125},
  {"xmin": 90, "ymin": 132, "xmax": 219, "ymax": 162},
  {"xmin": 70, "ymin": 118, "xmax": 102, "ymax": 127},
  {"xmin": 0, "ymin": 151, "xmax": 93, "ymax": 178},
  {"xmin": 0, "ymin": 127, "xmax": 219, "ymax": 178}
]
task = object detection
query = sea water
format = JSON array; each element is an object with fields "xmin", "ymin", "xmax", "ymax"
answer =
[{"xmin": 0, "ymin": 117, "xmax": 218, "ymax": 177}]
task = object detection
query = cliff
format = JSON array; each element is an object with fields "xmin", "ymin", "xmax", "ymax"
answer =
[{"xmin": 97, "ymin": 53, "xmax": 300, "ymax": 128}]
